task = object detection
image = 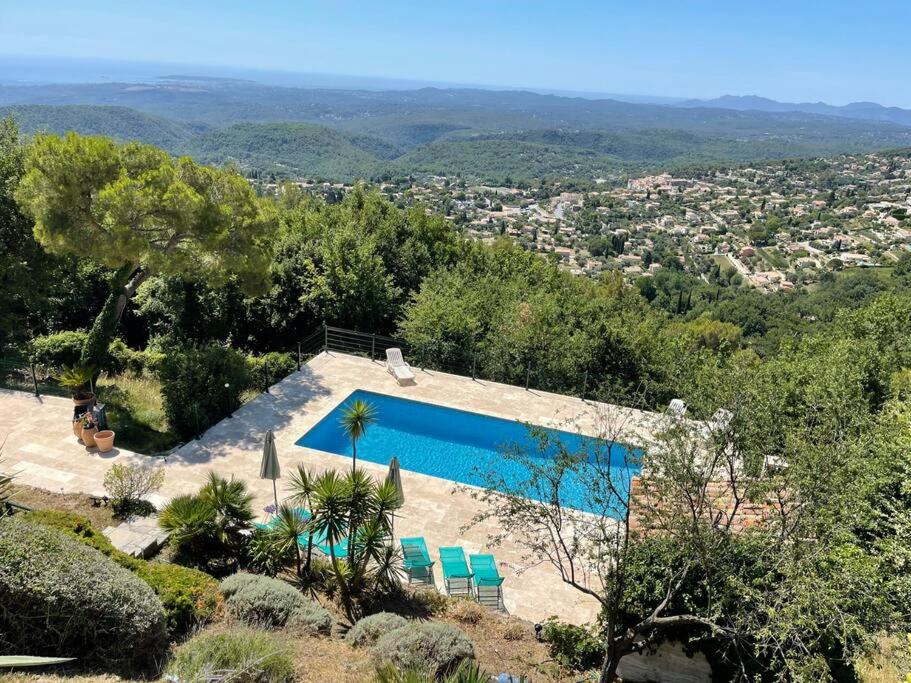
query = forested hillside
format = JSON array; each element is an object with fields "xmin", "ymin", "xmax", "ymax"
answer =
[{"xmin": 2, "ymin": 78, "xmax": 911, "ymax": 181}]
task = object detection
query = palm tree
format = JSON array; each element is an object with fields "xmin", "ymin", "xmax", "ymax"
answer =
[
  {"xmin": 159, "ymin": 472, "xmax": 254, "ymax": 570},
  {"xmin": 288, "ymin": 464, "xmax": 317, "ymax": 573},
  {"xmin": 199, "ymin": 472, "xmax": 255, "ymax": 553},
  {"xmin": 310, "ymin": 469, "xmax": 356, "ymax": 618},
  {"xmin": 339, "ymin": 399, "xmax": 377, "ymax": 472},
  {"xmin": 271, "ymin": 503, "xmax": 309, "ymax": 577}
]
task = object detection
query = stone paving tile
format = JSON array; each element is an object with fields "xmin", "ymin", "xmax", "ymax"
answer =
[{"xmin": 0, "ymin": 354, "xmax": 663, "ymax": 625}]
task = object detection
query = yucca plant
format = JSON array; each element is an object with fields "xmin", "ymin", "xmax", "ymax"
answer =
[
  {"xmin": 288, "ymin": 464, "xmax": 317, "ymax": 573},
  {"xmin": 339, "ymin": 398, "xmax": 377, "ymax": 472},
  {"xmin": 0, "ymin": 656, "xmax": 75, "ymax": 669}
]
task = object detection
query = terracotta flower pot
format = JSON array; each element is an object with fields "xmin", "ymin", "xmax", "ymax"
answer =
[
  {"xmin": 94, "ymin": 430, "xmax": 115, "ymax": 453},
  {"xmin": 82, "ymin": 426, "xmax": 98, "ymax": 448},
  {"xmin": 73, "ymin": 392, "xmax": 95, "ymax": 407},
  {"xmin": 72, "ymin": 420, "xmax": 83, "ymax": 439}
]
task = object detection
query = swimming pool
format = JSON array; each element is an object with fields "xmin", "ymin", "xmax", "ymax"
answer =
[{"xmin": 296, "ymin": 389, "xmax": 639, "ymax": 516}]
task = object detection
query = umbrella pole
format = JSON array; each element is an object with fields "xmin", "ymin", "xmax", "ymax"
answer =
[{"xmin": 272, "ymin": 479, "xmax": 279, "ymax": 512}]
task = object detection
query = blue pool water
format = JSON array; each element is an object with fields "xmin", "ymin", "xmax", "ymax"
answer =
[{"xmin": 296, "ymin": 390, "xmax": 639, "ymax": 516}]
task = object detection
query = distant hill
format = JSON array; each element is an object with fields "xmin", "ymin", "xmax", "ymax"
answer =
[
  {"xmin": 183, "ymin": 122, "xmax": 391, "ymax": 179},
  {"xmin": 0, "ymin": 104, "xmax": 201, "ymax": 149},
  {"xmin": 678, "ymin": 95, "xmax": 911, "ymax": 127},
  {"xmin": 3, "ymin": 80, "xmax": 911, "ymax": 182}
]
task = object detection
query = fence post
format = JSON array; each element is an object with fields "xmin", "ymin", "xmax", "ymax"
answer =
[
  {"xmin": 323, "ymin": 322, "xmax": 328, "ymax": 353},
  {"xmin": 296, "ymin": 342, "xmax": 301, "ymax": 371},
  {"xmin": 30, "ymin": 363, "xmax": 39, "ymax": 397},
  {"xmin": 371, "ymin": 334, "xmax": 376, "ymax": 361},
  {"xmin": 525, "ymin": 363, "xmax": 531, "ymax": 391},
  {"xmin": 581, "ymin": 369, "xmax": 588, "ymax": 401}
]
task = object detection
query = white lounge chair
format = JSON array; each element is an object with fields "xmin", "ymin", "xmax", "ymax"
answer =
[{"xmin": 385, "ymin": 348, "xmax": 416, "ymax": 385}]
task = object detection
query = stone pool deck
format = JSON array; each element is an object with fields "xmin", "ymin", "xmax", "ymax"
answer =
[{"xmin": 0, "ymin": 351, "xmax": 663, "ymax": 625}]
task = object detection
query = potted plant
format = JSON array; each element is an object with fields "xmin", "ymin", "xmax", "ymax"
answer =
[
  {"xmin": 94, "ymin": 430, "xmax": 116, "ymax": 454},
  {"xmin": 72, "ymin": 418, "xmax": 82, "ymax": 440},
  {"xmin": 56, "ymin": 365, "xmax": 95, "ymax": 406},
  {"xmin": 80, "ymin": 411, "xmax": 99, "ymax": 449}
]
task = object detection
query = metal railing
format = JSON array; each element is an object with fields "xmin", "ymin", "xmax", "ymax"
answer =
[{"xmin": 302, "ymin": 323, "xmax": 594, "ymax": 402}]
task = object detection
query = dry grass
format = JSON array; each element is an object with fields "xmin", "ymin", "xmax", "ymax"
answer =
[
  {"xmin": 856, "ymin": 634, "xmax": 910, "ymax": 683},
  {"xmin": 447, "ymin": 597, "xmax": 486, "ymax": 624},
  {"xmin": 6, "ymin": 484, "xmax": 116, "ymax": 530},
  {"xmin": 95, "ymin": 373, "xmax": 179, "ymax": 454}
]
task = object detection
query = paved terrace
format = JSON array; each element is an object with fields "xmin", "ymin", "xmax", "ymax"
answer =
[{"xmin": 0, "ymin": 351, "xmax": 665, "ymax": 624}]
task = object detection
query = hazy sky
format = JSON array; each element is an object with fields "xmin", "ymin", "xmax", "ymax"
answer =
[{"xmin": 2, "ymin": 0, "xmax": 909, "ymax": 106}]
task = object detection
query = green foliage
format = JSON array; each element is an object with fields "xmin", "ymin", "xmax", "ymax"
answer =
[
  {"xmin": 16, "ymin": 132, "xmax": 276, "ymax": 291},
  {"xmin": 54, "ymin": 364, "xmax": 94, "ymax": 396},
  {"xmin": 247, "ymin": 351, "xmax": 297, "ymax": 392},
  {"xmin": 540, "ymin": 617, "xmax": 603, "ymax": 672},
  {"xmin": 133, "ymin": 562, "xmax": 224, "ymax": 635},
  {"xmin": 158, "ymin": 472, "xmax": 255, "ymax": 571},
  {"xmin": 166, "ymin": 626, "xmax": 295, "ymax": 683},
  {"xmin": 27, "ymin": 330, "xmax": 87, "ymax": 368},
  {"xmin": 102, "ymin": 462, "xmax": 165, "ymax": 516},
  {"xmin": 80, "ymin": 264, "xmax": 132, "ymax": 370},
  {"xmin": 157, "ymin": 342, "xmax": 250, "ymax": 438},
  {"xmin": 399, "ymin": 240, "xmax": 691, "ymax": 408},
  {"xmin": 372, "ymin": 622, "xmax": 475, "ymax": 679},
  {"xmin": 0, "ymin": 516, "xmax": 167, "ymax": 666},
  {"xmin": 221, "ymin": 572, "xmax": 333, "ymax": 633},
  {"xmin": 347, "ymin": 612, "xmax": 409, "ymax": 648},
  {"xmin": 21, "ymin": 508, "xmax": 222, "ymax": 635}
]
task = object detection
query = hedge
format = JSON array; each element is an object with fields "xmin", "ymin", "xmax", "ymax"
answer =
[
  {"xmin": 220, "ymin": 572, "xmax": 333, "ymax": 634},
  {"xmin": 23, "ymin": 509, "xmax": 223, "ymax": 634},
  {"xmin": 157, "ymin": 342, "xmax": 250, "ymax": 438},
  {"xmin": 27, "ymin": 331, "xmax": 88, "ymax": 368},
  {"xmin": 347, "ymin": 611, "xmax": 408, "ymax": 648},
  {"xmin": 372, "ymin": 622, "xmax": 475, "ymax": 678},
  {"xmin": 0, "ymin": 516, "xmax": 167, "ymax": 666},
  {"xmin": 247, "ymin": 352, "xmax": 297, "ymax": 392}
]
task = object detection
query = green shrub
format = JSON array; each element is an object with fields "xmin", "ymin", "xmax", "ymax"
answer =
[
  {"xmin": 158, "ymin": 342, "xmax": 250, "ymax": 438},
  {"xmin": 0, "ymin": 516, "xmax": 167, "ymax": 666},
  {"xmin": 158, "ymin": 472, "xmax": 255, "ymax": 571},
  {"xmin": 167, "ymin": 626, "xmax": 294, "ymax": 683},
  {"xmin": 540, "ymin": 617, "xmax": 603, "ymax": 672},
  {"xmin": 21, "ymin": 509, "xmax": 134, "ymax": 564},
  {"xmin": 347, "ymin": 611, "xmax": 408, "ymax": 648},
  {"xmin": 27, "ymin": 331, "xmax": 87, "ymax": 368},
  {"xmin": 23, "ymin": 509, "xmax": 222, "ymax": 634},
  {"xmin": 373, "ymin": 622, "xmax": 475, "ymax": 678},
  {"xmin": 134, "ymin": 562, "xmax": 224, "ymax": 634},
  {"xmin": 220, "ymin": 571, "xmax": 264, "ymax": 598},
  {"xmin": 107, "ymin": 340, "xmax": 167, "ymax": 376},
  {"xmin": 222, "ymin": 573, "xmax": 333, "ymax": 633},
  {"xmin": 247, "ymin": 352, "xmax": 297, "ymax": 392}
]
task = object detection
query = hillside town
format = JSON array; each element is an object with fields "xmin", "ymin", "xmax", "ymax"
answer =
[{"xmin": 270, "ymin": 152, "xmax": 911, "ymax": 293}]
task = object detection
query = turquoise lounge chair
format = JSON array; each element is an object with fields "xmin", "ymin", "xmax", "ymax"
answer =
[
  {"xmin": 400, "ymin": 537, "xmax": 435, "ymax": 584},
  {"xmin": 439, "ymin": 546, "xmax": 473, "ymax": 597},
  {"xmin": 258, "ymin": 507, "xmax": 349, "ymax": 559},
  {"xmin": 470, "ymin": 554, "xmax": 504, "ymax": 609}
]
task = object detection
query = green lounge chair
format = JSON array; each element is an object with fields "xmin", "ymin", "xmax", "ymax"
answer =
[
  {"xmin": 439, "ymin": 546, "xmax": 473, "ymax": 597},
  {"xmin": 258, "ymin": 508, "xmax": 349, "ymax": 559},
  {"xmin": 470, "ymin": 554, "xmax": 504, "ymax": 609},
  {"xmin": 400, "ymin": 537, "xmax": 434, "ymax": 584}
]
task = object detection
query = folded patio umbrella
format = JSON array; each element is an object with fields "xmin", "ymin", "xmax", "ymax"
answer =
[
  {"xmin": 260, "ymin": 429, "xmax": 281, "ymax": 512},
  {"xmin": 386, "ymin": 456, "xmax": 404, "ymax": 532}
]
